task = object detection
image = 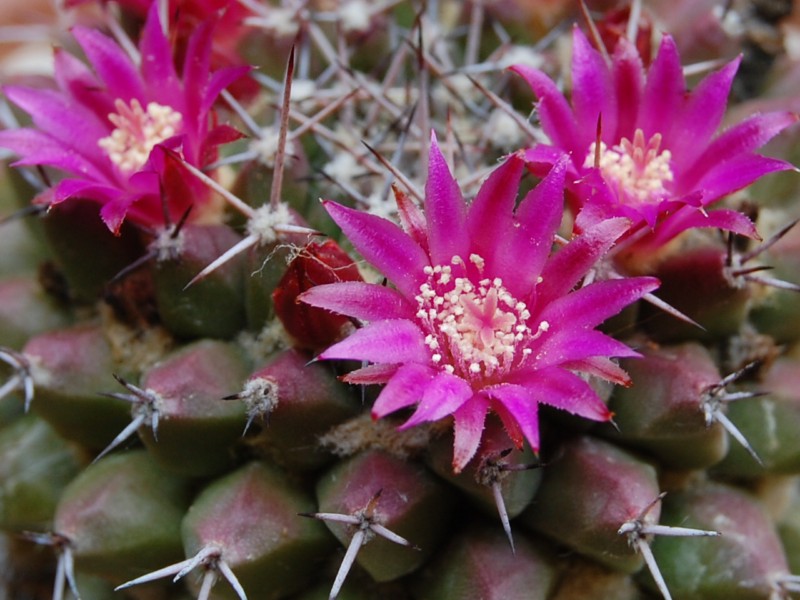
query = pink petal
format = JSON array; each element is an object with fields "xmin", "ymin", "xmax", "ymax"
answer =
[
  {"xmin": 341, "ymin": 363, "xmax": 399, "ymax": 385},
  {"xmin": 561, "ymin": 356, "xmax": 632, "ymax": 386},
  {"xmin": 394, "ymin": 185, "xmax": 428, "ymax": 250},
  {"xmin": 201, "ymin": 66, "xmax": 252, "ymax": 121},
  {"xmin": 571, "ymin": 27, "xmax": 617, "ymax": 145},
  {"xmin": 452, "ymin": 396, "xmax": 490, "ymax": 472},
  {"xmin": 670, "ymin": 56, "xmax": 742, "ymax": 170},
  {"xmin": 53, "ymin": 49, "xmax": 113, "ymax": 120},
  {"xmin": 401, "ymin": 371, "xmax": 474, "ymax": 428},
  {"xmin": 317, "ymin": 319, "xmax": 428, "ymax": 364},
  {"xmin": 0, "ymin": 129, "xmax": 108, "ymax": 181},
  {"xmin": 522, "ymin": 144, "xmax": 572, "ymax": 177},
  {"xmin": 182, "ymin": 19, "xmax": 215, "ymax": 126},
  {"xmin": 532, "ymin": 329, "xmax": 641, "ymax": 370},
  {"xmin": 71, "ymin": 25, "xmax": 145, "ymax": 101},
  {"xmin": 484, "ymin": 384, "xmax": 541, "ymax": 452},
  {"xmin": 639, "ymin": 34, "xmax": 684, "ymax": 140},
  {"xmin": 505, "ymin": 156, "xmax": 568, "ymax": 298},
  {"xmin": 538, "ymin": 217, "xmax": 630, "ymax": 305},
  {"xmin": 681, "ymin": 111, "xmax": 798, "ymax": 191},
  {"xmin": 508, "ymin": 64, "xmax": 582, "ymax": 157},
  {"xmin": 642, "ymin": 206, "xmax": 759, "ymax": 251},
  {"xmin": 538, "ymin": 277, "xmax": 659, "ymax": 331},
  {"xmin": 611, "ymin": 37, "xmax": 644, "ymax": 140},
  {"xmin": 3, "ymin": 86, "xmax": 108, "ymax": 153},
  {"xmin": 322, "ymin": 200, "xmax": 429, "ymax": 299},
  {"xmin": 466, "ymin": 152, "xmax": 523, "ymax": 278},
  {"xmin": 299, "ymin": 282, "xmax": 415, "ymax": 322},
  {"xmin": 372, "ymin": 362, "xmax": 434, "ymax": 417},
  {"xmin": 695, "ymin": 154, "xmax": 795, "ymax": 202},
  {"xmin": 139, "ymin": 2, "xmax": 181, "ymax": 107},
  {"xmin": 424, "ymin": 133, "xmax": 469, "ymax": 264},
  {"xmin": 502, "ymin": 368, "xmax": 612, "ymax": 421}
]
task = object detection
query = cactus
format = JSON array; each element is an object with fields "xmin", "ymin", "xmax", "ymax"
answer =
[{"xmin": 3, "ymin": 1, "xmax": 800, "ymax": 599}]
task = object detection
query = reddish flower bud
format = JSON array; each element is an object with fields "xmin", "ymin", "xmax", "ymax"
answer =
[
  {"xmin": 273, "ymin": 239, "xmax": 363, "ymax": 352},
  {"xmin": 595, "ymin": 7, "xmax": 654, "ymax": 66}
]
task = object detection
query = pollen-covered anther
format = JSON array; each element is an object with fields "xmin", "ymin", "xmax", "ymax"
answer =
[
  {"xmin": 586, "ymin": 129, "xmax": 673, "ymax": 206},
  {"xmin": 98, "ymin": 99, "xmax": 182, "ymax": 173},
  {"xmin": 416, "ymin": 255, "xmax": 538, "ymax": 379}
]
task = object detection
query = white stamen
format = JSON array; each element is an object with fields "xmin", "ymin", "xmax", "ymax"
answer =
[
  {"xmin": 586, "ymin": 129, "xmax": 673, "ymax": 207},
  {"xmin": 98, "ymin": 99, "xmax": 182, "ymax": 173},
  {"xmin": 415, "ymin": 255, "xmax": 538, "ymax": 380}
]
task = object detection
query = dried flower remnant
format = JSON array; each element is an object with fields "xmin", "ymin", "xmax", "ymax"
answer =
[
  {"xmin": 0, "ymin": 2, "xmax": 247, "ymax": 233},
  {"xmin": 301, "ymin": 136, "xmax": 658, "ymax": 472},
  {"xmin": 510, "ymin": 26, "xmax": 797, "ymax": 253}
]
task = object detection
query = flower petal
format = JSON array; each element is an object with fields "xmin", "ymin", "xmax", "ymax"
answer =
[
  {"xmin": 484, "ymin": 384, "xmax": 541, "ymax": 452},
  {"xmin": 452, "ymin": 396, "xmax": 490, "ymax": 472},
  {"xmin": 299, "ymin": 281, "xmax": 415, "ymax": 322},
  {"xmin": 72, "ymin": 25, "xmax": 145, "ymax": 101},
  {"xmin": 538, "ymin": 217, "xmax": 630, "ymax": 305},
  {"xmin": 508, "ymin": 64, "xmax": 582, "ymax": 157},
  {"xmin": 401, "ymin": 371, "xmax": 473, "ymax": 428},
  {"xmin": 538, "ymin": 276, "xmax": 659, "ymax": 331},
  {"xmin": 611, "ymin": 37, "xmax": 644, "ymax": 140},
  {"xmin": 466, "ymin": 152, "xmax": 523, "ymax": 278},
  {"xmin": 681, "ymin": 111, "xmax": 798, "ymax": 192},
  {"xmin": 639, "ymin": 34, "xmax": 684, "ymax": 139},
  {"xmin": 506, "ymin": 156, "xmax": 568, "ymax": 297},
  {"xmin": 372, "ymin": 362, "xmax": 434, "ymax": 417},
  {"xmin": 571, "ymin": 27, "xmax": 616, "ymax": 145},
  {"xmin": 2, "ymin": 86, "xmax": 109, "ymax": 153},
  {"xmin": 670, "ymin": 56, "xmax": 741, "ymax": 169},
  {"xmin": 317, "ymin": 319, "xmax": 428, "ymax": 364},
  {"xmin": 425, "ymin": 133, "xmax": 469, "ymax": 264},
  {"xmin": 502, "ymin": 368, "xmax": 612, "ymax": 422},
  {"xmin": 139, "ymin": 3, "xmax": 181, "ymax": 108},
  {"xmin": 532, "ymin": 329, "xmax": 641, "ymax": 370},
  {"xmin": 341, "ymin": 364, "xmax": 399, "ymax": 385},
  {"xmin": 322, "ymin": 200, "xmax": 429, "ymax": 299}
]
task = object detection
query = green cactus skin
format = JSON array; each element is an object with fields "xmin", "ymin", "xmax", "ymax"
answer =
[
  {"xmin": 0, "ymin": 277, "xmax": 72, "ymax": 349},
  {"xmin": 181, "ymin": 461, "xmax": 334, "ymax": 599},
  {"xmin": 0, "ymin": 415, "xmax": 82, "ymax": 532},
  {"xmin": 22, "ymin": 323, "xmax": 133, "ymax": 449},
  {"xmin": 152, "ymin": 224, "xmax": 247, "ymax": 340},
  {"xmin": 243, "ymin": 348, "xmax": 360, "ymax": 471},
  {"xmin": 316, "ymin": 450, "xmax": 455, "ymax": 583},
  {"xmin": 136, "ymin": 339, "xmax": 250, "ymax": 477},
  {"xmin": 414, "ymin": 525, "xmax": 557, "ymax": 600},
  {"xmin": 54, "ymin": 450, "xmax": 190, "ymax": 582},
  {"xmin": 647, "ymin": 482, "xmax": 790, "ymax": 600},
  {"xmin": 521, "ymin": 436, "xmax": 660, "ymax": 574},
  {"xmin": 605, "ymin": 342, "xmax": 729, "ymax": 469}
]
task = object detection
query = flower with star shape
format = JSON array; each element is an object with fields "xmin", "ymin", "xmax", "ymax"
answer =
[
  {"xmin": 301, "ymin": 135, "xmax": 659, "ymax": 472},
  {"xmin": 0, "ymin": 2, "xmax": 247, "ymax": 234},
  {"xmin": 510, "ymin": 27, "xmax": 797, "ymax": 253}
]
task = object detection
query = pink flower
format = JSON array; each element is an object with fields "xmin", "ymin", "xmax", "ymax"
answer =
[
  {"xmin": 510, "ymin": 27, "xmax": 797, "ymax": 252},
  {"xmin": 301, "ymin": 135, "xmax": 659, "ymax": 472},
  {"xmin": 0, "ymin": 3, "xmax": 247, "ymax": 233}
]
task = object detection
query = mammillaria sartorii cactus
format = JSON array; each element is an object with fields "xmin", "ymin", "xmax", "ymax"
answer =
[{"xmin": 2, "ymin": 1, "xmax": 800, "ymax": 600}]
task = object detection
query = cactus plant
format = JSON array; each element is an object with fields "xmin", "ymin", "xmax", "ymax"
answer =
[{"xmin": 2, "ymin": 1, "xmax": 800, "ymax": 599}]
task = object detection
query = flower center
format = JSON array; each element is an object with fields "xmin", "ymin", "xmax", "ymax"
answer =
[
  {"xmin": 98, "ymin": 99, "xmax": 182, "ymax": 174},
  {"xmin": 415, "ymin": 255, "xmax": 546, "ymax": 380},
  {"xmin": 585, "ymin": 129, "xmax": 673, "ymax": 207}
]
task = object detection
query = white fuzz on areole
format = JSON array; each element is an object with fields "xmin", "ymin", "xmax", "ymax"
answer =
[
  {"xmin": 586, "ymin": 129, "xmax": 674, "ymax": 207},
  {"xmin": 415, "ymin": 255, "xmax": 546, "ymax": 379},
  {"xmin": 98, "ymin": 99, "xmax": 182, "ymax": 174}
]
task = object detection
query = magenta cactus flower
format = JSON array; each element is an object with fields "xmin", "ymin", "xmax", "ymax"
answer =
[
  {"xmin": 301, "ymin": 135, "xmax": 659, "ymax": 472},
  {"xmin": 510, "ymin": 27, "xmax": 797, "ymax": 251},
  {"xmin": 0, "ymin": 2, "xmax": 247, "ymax": 233}
]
